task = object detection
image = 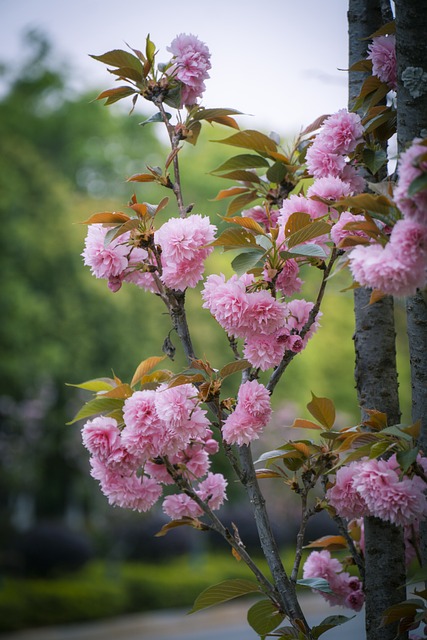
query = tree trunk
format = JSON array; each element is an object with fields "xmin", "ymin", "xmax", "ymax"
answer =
[
  {"xmin": 395, "ymin": 0, "xmax": 427, "ymax": 568},
  {"xmin": 348, "ymin": 2, "xmax": 407, "ymax": 639}
]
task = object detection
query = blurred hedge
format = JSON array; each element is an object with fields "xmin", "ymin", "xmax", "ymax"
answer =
[{"xmin": 0, "ymin": 554, "xmax": 271, "ymax": 632}]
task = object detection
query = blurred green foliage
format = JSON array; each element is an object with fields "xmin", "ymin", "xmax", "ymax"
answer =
[{"xmin": 0, "ymin": 554, "xmax": 265, "ymax": 631}]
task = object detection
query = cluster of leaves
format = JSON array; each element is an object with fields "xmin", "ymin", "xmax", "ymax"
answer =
[
  {"xmin": 67, "ymin": 355, "xmax": 250, "ymax": 426},
  {"xmin": 189, "ymin": 577, "xmax": 354, "ymax": 640}
]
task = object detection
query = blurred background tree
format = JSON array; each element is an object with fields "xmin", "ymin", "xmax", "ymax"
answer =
[{"xmin": 0, "ymin": 30, "xmax": 411, "ymax": 578}]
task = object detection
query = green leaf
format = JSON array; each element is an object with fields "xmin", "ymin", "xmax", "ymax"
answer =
[
  {"xmin": 108, "ymin": 67, "xmax": 144, "ymax": 83},
  {"xmin": 396, "ymin": 446, "xmax": 420, "ymax": 473},
  {"xmin": 192, "ymin": 107, "xmax": 243, "ymax": 122},
  {"xmin": 95, "ymin": 85, "xmax": 137, "ymax": 106},
  {"xmin": 297, "ymin": 578, "xmax": 333, "ymax": 594},
  {"xmin": 288, "ymin": 244, "xmax": 327, "ymax": 258},
  {"xmin": 81, "ymin": 212, "xmax": 130, "ymax": 225},
  {"xmin": 224, "ymin": 216, "xmax": 266, "ymax": 235},
  {"xmin": 140, "ymin": 112, "xmax": 171, "ymax": 126},
  {"xmin": 407, "ymin": 172, "xmax": 427, "ymax": 197},
  {"xmin": 247, "ymin": 599, "xmax": 285, "ymax": 636},
  {"xmin": 155, "ymin": 517, "xmax": 208, "ymax": 537},
  {"xmin": 145, "ymin": 34, "xmax": 156, "ymax": 65},
  {"xmin": 90, "ymin": 49, "xmax": 143, "ymax": 72},
  {"xmin": 363, "ymin": 148, "xmax": 388, "ymax": 175},
  {"xmin": 109, "ymin": 219, "xmax": 141, "ymax": 242},
  {"xmin": 217, "ymin": 169, "xmax": 261, "ymax": 184},
  {"xmin": 131, "ymin": 355, "xmax": 166, "ymax": 387},
  {"xmin": 368, "ymin": 440, "xmax": 392, "ymax": 459},
  {"xmin": 231, "ymin": 250, "xmax": 264, "ymax": 276},
  {"xmin": 104, "ymin": 225, "xmax": 123, "ymax": 247},
  {"xmin": 307, "ymin": 393, "xmax": 335, "ymax": 429},
  {"xmin": 227, "ymin": 192, "xmax": 259, "ymax": 215},
  {"xmin": 405, "ymin": 567, "xmax": 427, "ymax": 586},
  {"xmin": 209, "ymin": 227, "xmax": 258, "ymax": 250},
  {"xmin": 266, "ymin": 161, "xmax": 288, "ymax": 184},
  {"xmin": 312, "ymin": 615, "xmax": 355, "ymax": 639},
  {"xmin": 219, "ymin": 359, "xmax": 250, "ymax": 379},
  {"xmin": 66, "ymin": 378, "xmax": 115, "ymax": 392},
  {"xmin": 254, "ymin": 449, "xmax": 292, "ymax": 465},
  {"xmin": 67, "ymin": 397, "xmax": 124, "ymax": 425},
  {"xmin": 211, "ymin": 154, "xmax": 270, "ymax": 174},
  {"xmin": 163, "ymin": 82, "xmax": 182, "ymax": 109},
  {"xmin": 214, "ymin": 130, "xmax": 277, "ymax": 154},
  {"xmin": 189, "ymin": 579, "xmax": 260, "ymax": 614},
  {"xmin": 286, "ymin": 220, "xmax": 331, "ymax": 249}
]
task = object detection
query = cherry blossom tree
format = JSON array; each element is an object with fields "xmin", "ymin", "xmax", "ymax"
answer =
[{"xmin": 68, "ymin": 8, "xmax": 427, "ymax": 640}]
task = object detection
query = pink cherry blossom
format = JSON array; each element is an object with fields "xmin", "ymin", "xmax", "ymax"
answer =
[
  {"xmin": 321, "ymin": 109, "xmax": 364, "ymax": 155},
  {"xmin": 221, "ymin": 409, "xmax": 265, "ymax": 447},
  {"xmin": 349, "ymin": 241, "xmax": 427, "ymax": 297},
  {"xmin": 306, "ymin": 142, "xmax": 347, "ymax": 179},
  {"xmin": 222, "ymin": 380, "xmax": 272, "ymax": 446},
  {"xmin": 167, "ymin": 33, "xmax": 211, "ymax": 106},
  {"xmin": 394, "ymin": 139, "xmax": 427, "ymax": 223},
  {"xmin": 162, "ymin": 493, "xmax": 203, "ymax": 519},
  {"xmin": 286, "ymin": 299, "xmax": 322, "ymax": 346},
  {"xmin": 122, "ymin": 390, "xmax": 167, "ymax": 461},
  {"xmin": 202, "ymin": 273, "xmax": 250, "ymax": 336},
  {"xmin": 307, "ymin": 176, "xmax": 353, "ymax": 202},
  {"xmin": 274, "ymin": 259, "xmax": 303, "ymax": 297},
  {"xmin": 178, "ymin": 444, "xmax": 211, "ymax": 478},
  {"xmin": 367, "ymin": 35, "xmax": 397, "ymax": 90},
  {"xmin": 355, "ymin": 457, "xmax": 427, "ymax": 527},
  {"xmin": 154, "ymin": 214, "xmax": 216, "ymax": 291},
  {"xmin": 303, "ymin": 550, "xmax": 364, "ymax": 611},
  {"xmin": 82, "ymin": 224, "xmax": 129, "ymax": 279},
  {"xmin": 389, "ymin": 218, "xmax": 427, "ymax": 267},
  {"xmin": 340, "ymin": 165, "xmax": 366, "ymax": 194},
  {"xmin": 90, "ymin": 458, "xmax": 162, "ymax": 512},
  {"xmin": 196, "ymin": 472, "xmax": 228, "ymax": 510},
  {"xmin": 326, "ymin": 462, "xmax": 369, "ymax": 518},
  {"xmin": 237, "ymin": 379, "xmax": 272, "ymax": 418},
  {"xmin": 81, "ymin": 416, "xmax": 122, "ymax": 462},
  {"xmin": 243, "ymin": 332, "xmax": 286, "ymax": 370},
  {"xmin": 242, "ymin": 290, "xmax": 287, "ymax": 337}
]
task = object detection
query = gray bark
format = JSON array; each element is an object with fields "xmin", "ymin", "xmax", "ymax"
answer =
[
  {"xmin": 348, "ymin": 2, "xmax": 407, "ymax": 639},
  {"xmin": 395, "ymin": 0, "xmax": 427, "ymax": 568}
]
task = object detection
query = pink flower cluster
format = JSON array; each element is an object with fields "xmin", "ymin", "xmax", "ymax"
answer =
[
  {"xmin": 394, "ymin": 139, "xmax": 427, "ymax": 224},
  {"xmin": 305, "ymin": 109, "xmax": 365, "ymax": 192},
  {"xmin": 327, "ymin": 455, "xmax": 427, "ymax": 528},
  {"xmin": 154, "ymin": 214, "xmax": 216, "ymax": 291},
  {"xmin": 81, "ymin": 384, "xmax": 227, "ymax": 516},
  {"xmin": 222, "ymin": 380, "xmax": 272, "ymax": 446},
  {"xmin": 167, "ymin": 33, "xmax": 211, "ymax": 106},
  {"xmin": 83, "ymin": 215, "xmax": 216, "ymax": 294},
  {"xmin": 367, "ymin": 35, "xmax": 397, "ymax": 90},
  {"xmin": 82, "ymin": 224, "xmax": 157, "ymax": 293},
  {"xmin": 348, "ymin": 137, "xmax": 427, "ymax": 296},
  {"xmin": 202, "ymin": 274, "xmax": 321, "ymax": 371},
  {"xmin": 349, "ymin": 218, "xmax": 427, "ymax": 296},
  {"xmin": 303, "ymin": 550, "xmax": 364, "ymax": 611}
]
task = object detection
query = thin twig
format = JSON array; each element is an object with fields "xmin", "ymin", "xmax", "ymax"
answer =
[{"xmin": 267, "ymin": 249, "xmax": 339, "ymax": 395}]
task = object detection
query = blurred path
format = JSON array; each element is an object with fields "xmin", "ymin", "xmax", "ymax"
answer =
[{"xmin": 2, "ymin": 595, "xmax": 365, "ymax": 640}]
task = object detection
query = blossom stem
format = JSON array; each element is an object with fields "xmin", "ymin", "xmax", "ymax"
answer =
[
  {"xmin": 154, "ymin": 97, "xmax": 187, "ymax": 217},
  {"xmin": 163, "ymin": 458, "xmax": 281, "ymax": 607},
  {"xmin": 238, "ymin": 444, "xmax": 313, "ymax": 638},
  {"xmin": 267, "ymin": 249, "xmax": 338, "ymax": 395}
]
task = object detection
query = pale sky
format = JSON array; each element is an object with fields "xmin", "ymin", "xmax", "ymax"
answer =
[{"xmin": 1, "ymin": 0, "xmax": 349, "ymax": 135}]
